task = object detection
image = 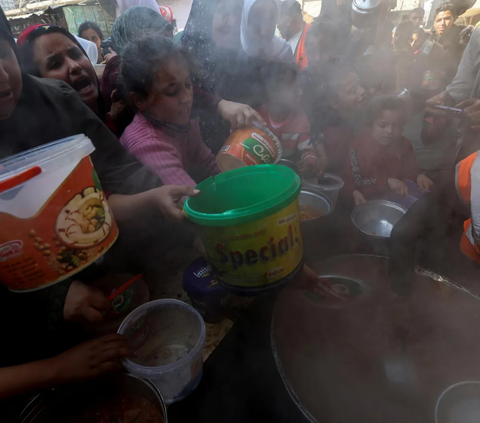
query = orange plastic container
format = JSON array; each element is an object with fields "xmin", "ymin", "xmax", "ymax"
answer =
[
  {"xmin": 0, "ymin": 135, "xmax": 118, "ymax": 292},
  {"xmin": 216, "ymin": 123, "xmax": 282, "ymax": 172}
]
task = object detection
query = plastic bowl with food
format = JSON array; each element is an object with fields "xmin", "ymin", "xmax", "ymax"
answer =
[
  {"xmin": 351, "ymin": 200, "xmax": 407, "ymax": 239},
  {"xmin": 298, "ymin": 190, "xmax": 332, "ymax": 223}
]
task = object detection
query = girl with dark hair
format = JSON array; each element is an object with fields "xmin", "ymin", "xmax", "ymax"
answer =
[
  {"xmin": 311, "ymin": 62, "xmax": 366, "ymax": 174},
  {"xmin": 345, "ymin": 96, "xmax": 433, "ymax": 206},
  {"xmin": 120, "ymin": 35, "xmax": 220, "ymax": 187},
  {"xmin": 78, "ymin": 20, "xmax": 104, "ymax": 64}
]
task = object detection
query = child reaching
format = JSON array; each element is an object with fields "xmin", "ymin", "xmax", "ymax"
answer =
[
  {"xmin": 120, "ymin": 35, "xmax": 220, "ymax": 187},
  {"xmin": 258, "ymin": 62, "xmax": 320, "ymax": 177},
  {"xmin": 311, "ymin": 62, "xmax": 367, "ymax": 175},
  {"xmin": 345, "ymin": 95, "xmax": 433, "ymax": 206}
]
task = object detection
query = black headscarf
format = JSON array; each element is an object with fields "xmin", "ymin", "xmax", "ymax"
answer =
[
  {"xmin": 0, "ymin": 7, "xmax": 15, "ymax": 50},
  {"xmin": 16, "ymin": 23, "xmax": 107, "ymax": 120},
  {"xmin": 181, "ymin": 0, "xmax": 238, "ymax": 96}
]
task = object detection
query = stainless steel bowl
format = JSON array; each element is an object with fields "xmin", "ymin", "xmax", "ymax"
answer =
[
  {"xmin": 351, "ymin": 200, "xmax": 407, "ymax": 239},
  {"xmin": 436, "ymin": 381, "xmax": 480, "ymax": 423},
  {"xmin": 20, "ymin": 373, "xmax": 168, "ymax": 423},
  {"xmin": 298, "ymin": 190, "xmax": 332, "ymax": 223}
]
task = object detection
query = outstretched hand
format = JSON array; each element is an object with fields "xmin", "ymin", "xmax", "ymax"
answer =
[
  {"xmin": 64, "ymin": 281, "xmax": 110, "ymax": 323},
  {"xmin": 51, "ymin": 334, "xmax": 132, "ymax": 383},
  {"xmin": 217, "ymin": 100, "xmax": 267, "ymax": 130},
  {"xmin": 152, "ymin": 185, "xmax": 200, "ymax": 221}
]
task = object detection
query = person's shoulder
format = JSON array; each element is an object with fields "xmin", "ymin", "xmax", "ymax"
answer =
[
  {"xmin": 120, "ymin": 114, "xmax": 153, "ymax": 146},
  {"xmin": 30, "ymin": 76, "xmax": 79, "ymax": 99}
]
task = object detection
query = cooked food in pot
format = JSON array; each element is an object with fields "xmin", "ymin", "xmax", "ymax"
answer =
[
  {"xmin": 70, "ymin": 394, "xmax": 164, "ymax": 423},
  {"xmin": 299, "ymin": 205, "xmax": 323, "ymax": 221}
]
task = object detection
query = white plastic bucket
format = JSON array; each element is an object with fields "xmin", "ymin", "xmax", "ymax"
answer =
[
  {"xmin": 0, "ymin": 135, "xmax": 118, "ymax": 291},
  {"xmin": 302, "ymin": 173, "xmax": 344, "ymax": 209},
  {"xmin": 118, "ymin": 299, "xmax": 206, "ymax": 404}
]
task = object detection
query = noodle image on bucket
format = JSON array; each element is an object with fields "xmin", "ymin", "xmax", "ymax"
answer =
[{"xmin": 0, "ymin": 135, "xmax": 118, "ymax": 292}]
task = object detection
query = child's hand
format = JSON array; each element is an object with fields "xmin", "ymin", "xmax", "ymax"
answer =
[
  {"xmin": 109, "ymin": 89, "xmax": 126, "ymax": 121},
  {"xmin": 388, "ymin": 178, "xmax": 409, "ymax": 197},
  {"xmin": 217, "ymin": 100, "xmax": 267, "ymax": 130},
  {"xmin": 314, "ymin": 144, "xmax": 328, "ymax": 176},
  {"xmin": 353, "ymin": 190, "xmax": 367, "ymax": 206},
  {"xmin": 64, "ymin": 281, "xmax": 110, "ymax": 323},
  {"xmin": 151, "ymin": 185, "xmax": 200, "ymax": 221},
  {"xmin": 417, "ymin": 174, "xmax": 434, "ymax": 192},
  {"xmin": 51, "ymin": 334, "xmax": 132, "ymax": 383},
  {"xmin": 297, "ymin": 159, "xmax": 315, "ymax": 178}
]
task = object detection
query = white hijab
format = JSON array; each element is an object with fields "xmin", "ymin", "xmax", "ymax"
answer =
[
  {"xmin": 75, "ymin": 36, "xmax": 99, "ymax": 65},
  {"xmin": 240, "ymin": 0, "xmax": 294, "ymax": 63}
]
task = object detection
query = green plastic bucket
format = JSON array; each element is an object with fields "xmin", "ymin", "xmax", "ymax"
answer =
[{"xmin": 184, "ymin": 165, "xmax": 303, "ymax": 293}]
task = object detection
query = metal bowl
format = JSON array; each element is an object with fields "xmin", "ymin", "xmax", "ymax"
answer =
[
  {"xmin": 351, "ymin": 200, "xmax": 407, "ymax": 239},
  {"xmin": 436, "ymin": 381, "xmax": 480, "ymax": 423},
  {"xmin": 298, "ymin": 190, "xmax": 332, "ymax": 223},
  {"xmin": 20, "ymin": 373, "xmax": 168, "ymax": 423}
]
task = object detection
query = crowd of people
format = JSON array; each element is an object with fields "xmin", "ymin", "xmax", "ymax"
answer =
[{"xmin": 1, "ymin": 0, "xmax": 480, "ymax": 412}]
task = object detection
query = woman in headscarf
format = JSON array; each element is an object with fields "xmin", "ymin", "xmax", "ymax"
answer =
[
  {"xmin": 0, "ymin": 6, "xmax": 195, "ymax": 404},
  {"xmin": 16, "ymin": 24, "xmax": 111, "ymax": 123},
  {"xmin": 240, "ymin": 0, "xmax": 293, "ymax": 63}
]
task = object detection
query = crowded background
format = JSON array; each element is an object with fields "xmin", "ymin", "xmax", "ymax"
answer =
[{"xmin": 2, "ymin": 0, "xmax": 480, "ymax": 421}]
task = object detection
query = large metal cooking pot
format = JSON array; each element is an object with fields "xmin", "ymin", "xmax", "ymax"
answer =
[{"xmin": 20, "ymin": 373, "xmax": 168, "ymax": 423}]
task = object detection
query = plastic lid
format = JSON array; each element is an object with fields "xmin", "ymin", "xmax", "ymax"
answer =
[
  {"xmin": 184, "ymin": 165, "xmax": 301, "ymax": 227},
  {"xmin": 0, "ymin": 134, "xmax": 94, "ymax": 194}
]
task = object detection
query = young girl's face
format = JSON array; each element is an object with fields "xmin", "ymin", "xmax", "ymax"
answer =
[
  {"xmin": 269, "ymin": 75, "xmax": 302, "ymax": 113},
  {"xmin": 142, "ymin": 55, "xmax": 193, "ymax": 125},
  {"xmin": 305, "ymin": 34, "xmax": 335, "ymax": 77},
  {"xmin": 371, "ymin": 110, "xmax": 404, "ymax": 146},
  {"xmin": 333, "ymin": 72, "xmax": 366, "ymax": 112}
]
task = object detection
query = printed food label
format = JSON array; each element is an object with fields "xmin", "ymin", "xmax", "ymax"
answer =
[
  {"xmin": 0, "ymin": 157, "xmax": 118, "ymax": 292},
  {"xmin": 200, "ymin": 200, "xmax": 303, "ymax": 289},
  {"xmin": 216, "ymin": 127, "xmax": 280, "ymax": 171}
]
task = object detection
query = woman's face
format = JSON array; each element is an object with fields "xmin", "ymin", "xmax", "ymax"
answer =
[
  {"xmin": 334, "ymin": 72, "xmax": 366, "ymax": 111},
  {"xmin": 135, "ymin": 55, "xmax": 193, "ymax": 125},
  {"xmin": 0, "ymin": 38, "xmax": 22, "ymax": 120},
  {"xmin": 371, "ymin": 110, "xmax": 404, "ymax": 146},
  {"xmin": 80, "ymin": 28, "xmax": 102, "ymax": 51},
  {"xmin": 248, "ymin": 0, "xmax": 278, "ymax": 46},
  {"xmin": 212, "ymin": 0, "xmax": 242, "ymax": 50},
  {"xmin": 32, "ymin": 33, "xmax": 98, "ymax": 108}
]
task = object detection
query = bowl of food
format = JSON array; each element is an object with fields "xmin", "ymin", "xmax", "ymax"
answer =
[
  {"xmin": 20, "ymin": 373, "xmax": 167, "ymax": 423},
  {"xmin": 298, "ymin": 190, "xmax": 332, "ymax": 224},
  {"xmin": 351, "ymin": 200, "xmax": 407, "ymax": 239},
  {"xmin": 436, "ymin": 381, "xmax": 480, "ymax": 423}
]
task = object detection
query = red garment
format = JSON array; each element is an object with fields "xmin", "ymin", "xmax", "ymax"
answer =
[
  {"xmin": 258, "ymin": 104, "xmax": 318, "ymax": 170},
  {"xmin": 295, "ymin": 23, "xmax": 310, "ymax": 71},
  {"xmin": 322, "ymin": 125, "xmax": 355, "ymax": 175},
  {"xmin": 344, "ymin": 130, "xmax": 420, "ymax": 200},
  {"xmin": 120, "ymin": 113, "xmax": 220, "ymax": 187}
]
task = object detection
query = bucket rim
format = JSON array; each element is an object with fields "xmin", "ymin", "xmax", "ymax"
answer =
[
  {"xmin": 184, "ymin": 165, "xmax": 301, "ymax": 227},
  {"xmin": 0, "ymin": 135, "xmax": 93, "ymax": 186}
]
